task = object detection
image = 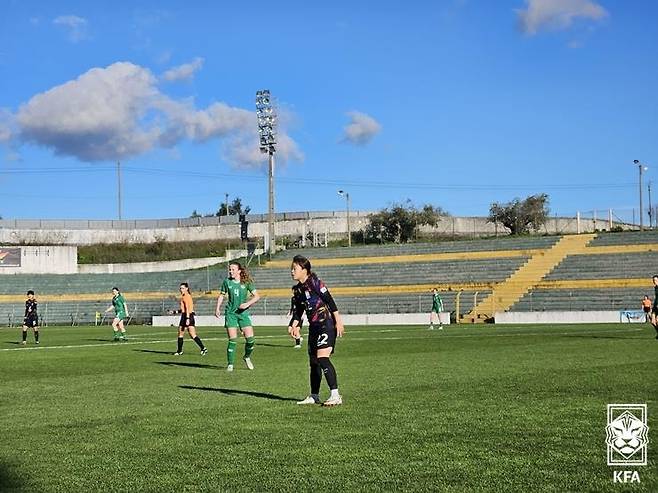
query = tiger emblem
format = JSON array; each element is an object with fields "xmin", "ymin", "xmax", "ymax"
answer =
[{"xmin": 606, "ymin": 410, "xmax": 649, "ymax": 459}]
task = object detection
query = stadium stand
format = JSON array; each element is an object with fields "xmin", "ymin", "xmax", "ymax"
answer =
[{"xmin": 1, "ymin": 232, "xmax": 657, "ymax": 325}]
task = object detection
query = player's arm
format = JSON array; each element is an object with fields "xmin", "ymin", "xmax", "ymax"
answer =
[
  {"xmin": 239, "ymin": 288, "xmax": 260, "ymax": 310},
  {"xmin": 215, "ymin": 293, "xmax": 225, "ymax": 318},
  {"xmin": 288, "ymin": 293, "xmax": 305, "ymax": 338},
  {"xmin": 316, "ymin": 281, "xmax": 344, "ymax": 337}
]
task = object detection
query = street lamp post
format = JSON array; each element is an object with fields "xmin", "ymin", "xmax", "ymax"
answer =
[
  {"xmin": 256, "ymin": 90, "xmax": 277, "ymax": 256},
  {"xmin": 634, "ymin": 160, "xmax": 648, "ymax": 231},
  {"xmin": 648, "ymin": 181, "xmax": 653, "ymax": 229},
  {"xmin": 225, "ymin": 193, "xmax": 229, "ymax": 216},
  {"xmin": 338, "ymin": 190, "xmax": 351, "ymax": 247}
]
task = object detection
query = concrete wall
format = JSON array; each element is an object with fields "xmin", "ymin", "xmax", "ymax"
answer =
[
  {"xmin": 0, "ymin": 246, "xmax": 77, "ymax": 274},
  {"xmin": 0, "ymin": 211, "xmax": 634, "ymax": 246},
  {"xmin": 494, "ymin": 311, "xmax": 635, "ymax": 324},
  {"xmin": 78, "ymin": 248, "xmax": 265, "ymax": 274},
  {"xmin": 152, "ymin": 312, "xmax": 450, "ymax": 327}
]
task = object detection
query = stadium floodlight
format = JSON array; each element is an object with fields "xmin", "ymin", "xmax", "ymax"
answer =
[
  {"xmin": 634, "ymin": 160, "xmax": 649, "ymax": 231},
  {"xmin": 338, "ymin": 190, "xmax": 351, "ymax": 247},
  {"xmin": 256, "ymin": 89, "xmax": 276, "ymax": 255}
]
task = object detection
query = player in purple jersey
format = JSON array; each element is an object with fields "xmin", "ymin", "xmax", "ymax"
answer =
[{"xmin": 289, "ymin": 255, "xmax": 345, "ymax": 406}]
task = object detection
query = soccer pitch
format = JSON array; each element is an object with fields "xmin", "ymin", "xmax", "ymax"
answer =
[{"xmin": 1, "ymin": 323, "xmax": 656, "ymax": 492}]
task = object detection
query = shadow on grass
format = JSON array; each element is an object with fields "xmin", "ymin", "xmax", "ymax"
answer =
[
  {"xmin": 0, "ymin": 462, "xmax": 25, "ymax": 491},
  {"xmin": 4, "ymin": 341, "xmax": 22, "ymax": 346},
  {"xmin": 179, "ymin": 385, "xmax": 298, "ymax": 402},
  {"xmin": 562, "ymin": 334, "xmax": 646, "ymax": 340},
  {"xmin": 156, "ymin": 361, "xmax": 220, "ymax": 370},
  {"xmin": 136, "ymin": 349, "xmax": 173, "ymax": 355},
  {"xmin": 257, "ymin": 342, "xmax": 293, "ymax": 348}
]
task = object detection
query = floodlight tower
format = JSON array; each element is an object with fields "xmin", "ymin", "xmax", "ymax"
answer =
[
  {"xmin": 634, "ymin": 160, "xmax": 648, "ymax": 231},
  {"xmin": 256, "ymin": 90, "xmax": 277, "ymax": 256}
]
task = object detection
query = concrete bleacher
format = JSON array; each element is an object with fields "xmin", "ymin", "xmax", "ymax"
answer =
[
  {"xmin": 274, "ymin": 236, "xmax": 561, "ymax": 259},
  {"xmin": 544, "ymin": 252, "xmax": 653, "ymax": 280},
  {"xmin": 513, "ymin": 288, "xmax": 647, "ymax": 312},
  {"xmin": 2, "ymin": 231, "xmax": 657, "ymax": 325},
  {"xmin": 588, "ymin": 230, "xmax": 658, "ymax": 246}
]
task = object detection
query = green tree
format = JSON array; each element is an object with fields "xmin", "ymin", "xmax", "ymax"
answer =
[
  {"xmin": 365, "ymin": 200, "xmax": 449, "ymax": 244},
  {"xmin": 488, "ymin": 193, "xmax": 549, "ymax": 235},
  {"xmin": 216, "ymin": 197, "xmax": 251, "ymax": 216}
]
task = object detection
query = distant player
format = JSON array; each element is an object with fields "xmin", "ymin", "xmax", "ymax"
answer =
[
  {"xmin": 287, "ymin": 292, "xmax": 303, "ymax": 348},
  {"xmin": 171, "ymin": 282, "xmax": 207, "ymax": 356},
  {"xmin": 215, "ymin": 261, "xmax": 260, "ymax": 371},
  {"xmin": 429, "ymin": 288, "xmax": 444, "ymax": 330},
  {"xmin": 21, "ymin": 290, "xmax": 40, "ymax": 345},
  {"xmin": 651, "ymin": 276, "xmax": 658, "ymax": 339},
  {"xmin": 289, "ymin": 255, "xmax": 345, "ymax": 406},
  {"xmin": 641, "ymin": 295, "xmax": 652, "ymax": 323},
  {"xmin": 105, "ymin": 287, "xmax": 128, "ymax": 341}
]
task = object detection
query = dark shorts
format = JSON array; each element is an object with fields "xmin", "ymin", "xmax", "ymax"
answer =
[
  {"xmin": 643, "ymin": 306, "xmax": 651, "ymax": 314},
  {"xmin": 179, "ymin": 313, "xmax": 196, "ymax": 328},
  {"xmin": 308, "ymin": 321, "xmax": 337, "ymax": 356},
  {"xmin": 24, "ymin": 315, "xmax": 39, "ymax": 328}
]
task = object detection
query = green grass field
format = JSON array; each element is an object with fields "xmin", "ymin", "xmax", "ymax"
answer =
[{"xmin": 1, "ymin": 323, "xmax": 656, "ymax": 492}]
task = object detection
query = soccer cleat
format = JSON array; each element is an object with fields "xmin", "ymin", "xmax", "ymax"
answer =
[
  {"xmin": 322, "ymin": 394, "xmax": 343, "ymax": 407},
  {"xmin": 21, "ymin": 341, "xmax": 26, "ymax": 345},
  {"xmin": 226, "ymin": 364, "xmax": 234, "ymax": 372},
  {"xmin": 297, "ymin": 395, "xmax": 320, "ymax": 405},
  {"xmin": 35, "ymin": 340, "xmax": 40, "ymax": 344},
  {"xmin": 428, "ymin": 326, "xmax": 434, "ymax": 330},
  {"xmin": 173, "ymin": 351, "xmax": 183, "ymax": 356},
  {"xmin": 200, "ymin": 347, "xmax": 208, "ymax": 356},
  {"xmin": 243, "ymin": 357, "xmax": 254, "ymax": 370},
  {"xmin": 294, "ymin": 344, "xmax": 301, "ymax": 349},
  {"xmin": 438, "ymin": 326, "xmax": 444, "ymax": 330}
]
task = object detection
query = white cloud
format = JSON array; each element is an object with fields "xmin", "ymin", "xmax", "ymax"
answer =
[
  {"xmin": 14, "ymin": 62, "xmax": 302, "ymax": 169},
  {"xmin": 342, "ymin": 111, "xmax": 381, "ymax": 145},
  {"xmin": 162, "ymin": 57, "xmax": 205, "ymax": 82},
  {"xmin": 0, "ymin": 108, "xmax": 15, "ymax": 144},
  {"xmin": 53, "ymin": 15, "xmax": 89, "ymax": 42},
  {"xmin": 516, "ymin": 0, "xmax": 608, "ymax": 35}
]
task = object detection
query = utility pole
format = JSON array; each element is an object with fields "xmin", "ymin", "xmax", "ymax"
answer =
[
  {"xmin": 648, "ymin": 181, "xmax": 653, "ymax": 228},
  {"xmin": 225, "ymin": 193, "xmax": 229, "ymax": 216},
  {"xmin": 634, "ymin": 160, "xmax": 648, "ymax": 231},
  {"xmin": 117, "ymin": 161, "xmax": 122, "ymax": 220}
]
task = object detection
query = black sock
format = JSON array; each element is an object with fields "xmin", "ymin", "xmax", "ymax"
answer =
[
  {"xmin": 317, "ymin": 357, "xmax": 338, "ymax": 391},
  {"xmin": 295, "ymin": 338, "xmax": 301, "ymax": 345},
  {"xmin": 22, "ymin": 330, "xmax": 27, "ymax": 342},
  {"xmin": 34, "ymin": 331, "xmax": 39, "ymax": 342},
  {"xmin": 177, "ymin": 337, "xmax": 184, "ymax": 353},
  {"xmin": 309, "ymin": 360, "xmax": 322, "ymax": 395},
  {"xmin": 193, "ymin": 336, "xmax": 205, "ymax": 349}
]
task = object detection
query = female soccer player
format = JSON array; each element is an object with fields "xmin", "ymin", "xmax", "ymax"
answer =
[
  {"xmin": 429, "ymin": 287, "xmax": 444, "ymax": 330},
  {"xmin": 21, "ymin": 290, "xmax": 40, "ymax": 345},
  {"xmin": 171, "ymin": 282, "xmax": 207, "ymax": 356},
  {"xmin": 215, "ymin": 261, "xmax": 260, "ymax": 371},
  {"xmin": 104, "ymin": 287, "xmax": 128, "ymax": 341},
  {"xmin": 641, "ymin": 295, "xmax": 652, "ymax": 323},
  {"xmin": 289, "ymin": 255, "xmax": 345, "ymax": 406}
]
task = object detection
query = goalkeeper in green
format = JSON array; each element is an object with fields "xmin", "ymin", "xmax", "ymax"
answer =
[
  {"xmin": 215, "ymin": 261, "xmax": 261, "ymax": 371},
  {"xmin": 429, "ymin": 288, "xmax": 444, "ymax": 330},
  {"xmin": 105, "ymin": 287, "xmax": 129, "ymax": 341}
]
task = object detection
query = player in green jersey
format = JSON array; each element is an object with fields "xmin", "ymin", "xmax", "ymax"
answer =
[
  {"xmin": 215, "ymin": 261, "xmax": 261, "ymax": 371},
  {"xmin": 651, "ymin": 275, "xmax": 658, "ymax": 339},
  {"xmin": 429, "ymin": 288, "xmax": 444, "ymax": 330},
  {"xmin": 105, "ymin": 287, "xmax": 129, "ymax": 341}
]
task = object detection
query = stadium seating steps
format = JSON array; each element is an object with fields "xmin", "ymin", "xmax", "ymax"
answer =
[{"xmin": 1, "ymin": 231, "xmax": 657, "ymax": 325}]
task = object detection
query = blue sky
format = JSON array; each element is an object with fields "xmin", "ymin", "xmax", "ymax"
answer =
[{"xmin": 1, "ymin": 0, "xmax": 657, "ymax": 221}]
